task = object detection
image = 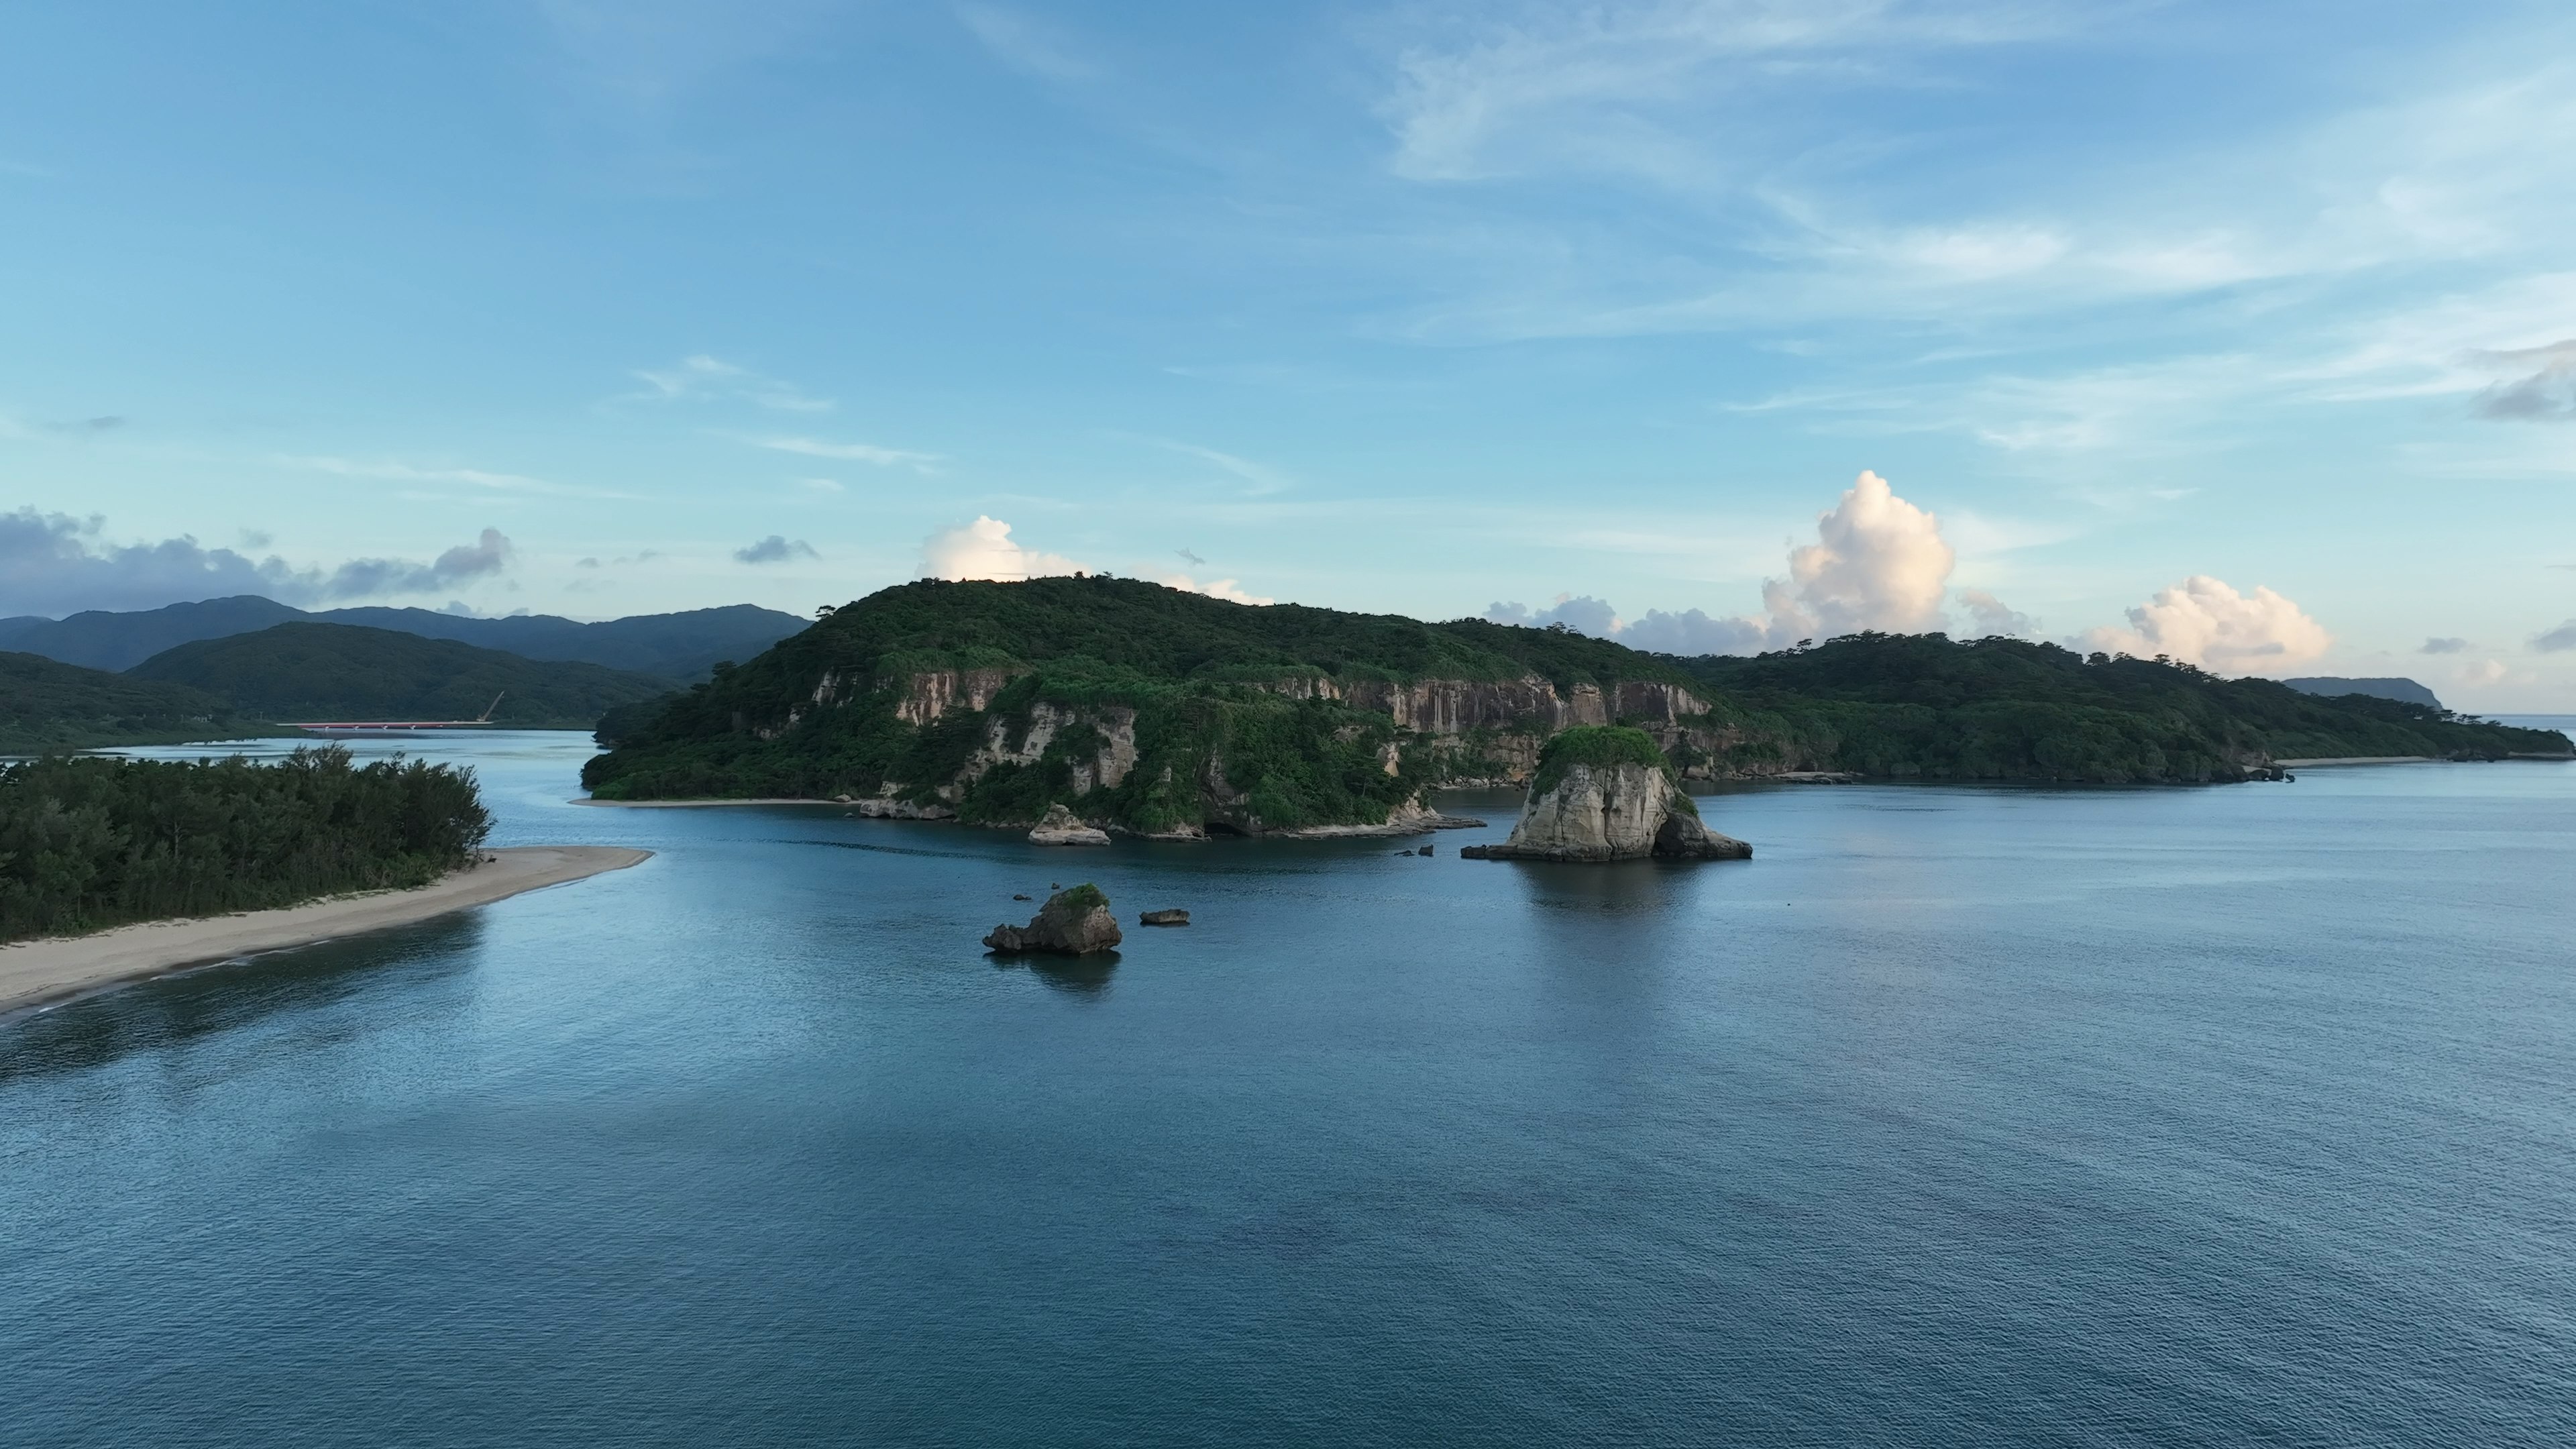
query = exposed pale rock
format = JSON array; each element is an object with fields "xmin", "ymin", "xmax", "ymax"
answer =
[
  {"xmin": 1138, "ymin": 909, "xmax": 1189, "ymax": 926},
  {"xmin": 1028, "ymin": 803, "xmax": 1110, "ymax": 847},
  {"xmin": 984, "ymin": 885, "xmax": 1122, "ymax": 955},
  {"xmin": 1462, "ymin": 761, "xmax": 1750, "ymax": 863},
  {"xmin": 850, "ymin": 792, "xmax": 955, "ymax": 820}
]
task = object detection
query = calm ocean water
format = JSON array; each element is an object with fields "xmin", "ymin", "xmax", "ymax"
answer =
[{"xmin": 5, "ymin": 733, "xmax": 2575, "ymax": 1446}]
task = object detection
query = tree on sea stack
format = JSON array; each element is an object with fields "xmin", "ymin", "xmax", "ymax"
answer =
[
  {"xmin": 984, "ymin": 883, "xmax": 1124, "ymax": 955},
  {"xmin": 1462, "ymin": 726, "xmax": 1750, "ymax": 863}
]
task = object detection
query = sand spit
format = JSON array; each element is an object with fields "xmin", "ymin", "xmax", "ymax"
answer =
[
  {"xmin": 0, "ymin": 846, "xmax": 651, "ymax": 1017},
  {"xmin": 572, "ymin": 798, "xmax": 842, "ymax": 808}
]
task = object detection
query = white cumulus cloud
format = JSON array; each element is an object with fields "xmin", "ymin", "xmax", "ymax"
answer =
[
  {"xmin": 1485, "ymin": 470, "xmax": 2024, "ymax": 656},
  {"xmin": 920, "ymin": 516, "xmax": 1085, "ymax": 582},
  {"xmin": 1165, "ymin": 573, "xmax": 1274, "ymax": 606},
  {"xmin": 1484, "ymin": 594, "xmax": 1621, "ymax": 635},
  {"xmin": 1761, "ymin": 470, "xmax": 1956, "ymax": 641},
  {"xmin": 2082, "ymin": 576, "xmax": 2332, "ymax": 675},
  {"xmin": 1958, "ymin": 588, "xmax": 2038, "ymax": 638}
]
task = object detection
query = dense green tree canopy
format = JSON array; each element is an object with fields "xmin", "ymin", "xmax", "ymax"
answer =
[{"xmin": 0, "ymin": 746, "xmax": 491, "ymax": 942}]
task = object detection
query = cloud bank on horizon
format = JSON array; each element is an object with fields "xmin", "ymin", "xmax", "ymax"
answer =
[
  {"xmin": 1486, "ymin": 472, "xmax": 2332, "ymax": 675},
  {"xmin": 0, "ymin": 509, "xmax": 515, "ymax": 617}
]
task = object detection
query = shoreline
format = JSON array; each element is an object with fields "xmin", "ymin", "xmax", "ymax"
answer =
[
  {"xmin": 572, "ymin": 797, "xmax": 843, "ymax": 808},
  {"xmin": 0, "ymin": 845, "xmax": 651, "ymax": 1018}
]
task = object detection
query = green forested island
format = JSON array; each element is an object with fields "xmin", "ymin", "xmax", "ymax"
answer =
[
  {"xmin": 127, "ymin": 623, "xmax": 678, "ymax": 728},
  {"xmin": 582, "ymin": 578, "xmax": 2569, "ymax": 833},
  {"xmin": 0, "ymin": 746, "xmax": 492, "ymax": 943},
  {"xmin": 1, "ymin": 651, "xmax": 263, "ymax": 753}
]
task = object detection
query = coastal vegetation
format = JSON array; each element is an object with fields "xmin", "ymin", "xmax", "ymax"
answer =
[
  {"xmin": 128, "ymin": 623, "xmax": 677, "ymax": 729},
  {"xmin": 1, "ymin": 651, "xmax": 262, "ymax": 753},
  {"xmin": 1528, "ymin": 724, "xmax": 1682, "ymax": 799},
  {"xmin": 580, "ymin": 578, "xmax": 2573, "ymax": 830},
  {"xmin": 0, "ymin": 745, "xmax": 492, "ymax": 943}
]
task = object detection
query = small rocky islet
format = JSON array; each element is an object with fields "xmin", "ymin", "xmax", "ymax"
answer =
[{"xmin": 984, "ymin": 885, "xmax": 1123, "ymax": 955}]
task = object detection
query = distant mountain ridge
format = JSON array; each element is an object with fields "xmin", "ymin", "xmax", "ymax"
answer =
[
  {"xmin": 127, "ymin": 623, "xmax": 677, "ymax": 729},
  {"xmin": 0, "ymin": 596, "xmax": 807, "ymax": 677},
  {"xmin": 2281, "ymin": 677, "xmax": 2444, "ymax": 710}
]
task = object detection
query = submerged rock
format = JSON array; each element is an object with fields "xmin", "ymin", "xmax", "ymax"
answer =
[
  {"xmin": 1462, "ymin": 727, "xmax": 1750, "ymax": 863},
  {"xmin": 1138, "ymin": 909, "xmax": 1189, "ymax": 926},
  {"xmin": 1027, "ymin": 803, "xmax": 1111, "ymax": 847},
  {"xmin": 984, "ymin": 884, "xmax": 1123, "ymax": 955}
]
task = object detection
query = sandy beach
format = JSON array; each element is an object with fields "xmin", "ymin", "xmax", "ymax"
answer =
[
  {"xmin": 0, "ymin": 845, "xmax": 651, "ymax": 1017},
  {"xmin": 572, "ymin": 797, "xmax": 841, "ymax": 808}
]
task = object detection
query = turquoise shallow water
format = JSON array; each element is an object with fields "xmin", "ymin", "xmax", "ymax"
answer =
[{"xmin": 5, "ymin": 735, "xmax": 2576, "ymax": 1446}]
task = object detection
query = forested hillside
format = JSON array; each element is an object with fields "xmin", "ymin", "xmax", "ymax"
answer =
[
  {"xmin": 0, "ymin": 745, "xmax": 491, "ymax": 941},
  {"xmin": 0, "ymin": 651, "xmax": 261, "ymax": 753},
  {"xmin": 129, "ymin": 623, "xmax": 676, "ymax": 728},
  {"xmin": 582, "ymin": 578, "xmax": 2569, "ymax": 831},
  {"xmin": 1671, "ymin": 633, "xmax": 2553, "ymax": 781}
]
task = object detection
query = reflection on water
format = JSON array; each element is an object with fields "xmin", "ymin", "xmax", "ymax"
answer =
[
  {"xmin": 1008, "ymin": 953, "xmax": 1121, "ymax": 999},
  {"xmin": 0, "ymin": 914, "xmax": 488, "ymax": 1083}
]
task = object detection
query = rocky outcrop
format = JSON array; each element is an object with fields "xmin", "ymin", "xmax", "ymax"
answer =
[
  {"xmin": 1028, "ymin": 803, "xmax": 1110, "ymax": 847},
  {"xmin": 1268, "ymin": 796, "xmax": 1485, "ymax": 839},
  {"xmin": 1462, "ymin": 761, "xmax": 1750, "ymax": 863},
  {"xmin": 984, "ymin": 885, "xmax": 1122, "ymax": 955},
  {"xmin": 1138, "ymin": 909, "xmax": 1189, "ymax": 926},
  {"xmin": 848, "ymin": 792, "xmax": 955, "ymax": 820}
]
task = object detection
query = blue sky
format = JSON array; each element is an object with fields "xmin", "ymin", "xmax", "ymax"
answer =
[{"xmin": 5, "ymin": 1, "xmax": 2574, "ymax": 704}]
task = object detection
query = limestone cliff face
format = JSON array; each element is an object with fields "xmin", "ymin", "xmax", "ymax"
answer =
[
  {"xmin": 1263, "ymin": 674, "xmax": 1705, "ymax": 737},
  {"xmin": 944, "ymin": 702, "xmax": 1140, "ymax": 805},
  {"xmin": 1464, "ymin": 762, "xmax": 1751, "ymax": 863},
  {"xmin": 896, "ymin": 667, "xmax": 1026, "ymax": 726}
]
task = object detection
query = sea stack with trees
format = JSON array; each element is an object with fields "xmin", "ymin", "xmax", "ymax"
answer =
[{"xmin": 1460, "ymin": 726, "xmax": 1751, "ymax": 863}]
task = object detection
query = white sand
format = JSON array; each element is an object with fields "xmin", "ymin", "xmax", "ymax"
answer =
[
  {"xmin": 571, "ymin": 797, "xmax": 839, "ymax": 808},
  {"xmin": 0, "ymin": 845, "xmax": 651, "ymax": 1016}
]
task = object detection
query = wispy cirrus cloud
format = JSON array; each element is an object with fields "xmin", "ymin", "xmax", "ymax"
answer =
[
  {"xmin": 753, "ymin": 435, "xmax": 943, "ymax": 470},
  {"xmin": 1116, "ymin": 433, "xmax": 1294, "ymax": 496},
  {"xmin": 955, "ymin": 3, "xmax": 1097, "ymax": 81},
  {"xmin": 276, "ymin": 454, "xmax": 631, "ymax": 499},
  {"xmin": 1380, "ymin": 0, "xmax": 2071, "ymax": 185},
  {"xmin": 626, "ymin": 353, "xmax": 835, "ymax": 413},
  {"xmin": 1364, "ymin": 7, "xmax": 2576, "ymax": 353}
]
